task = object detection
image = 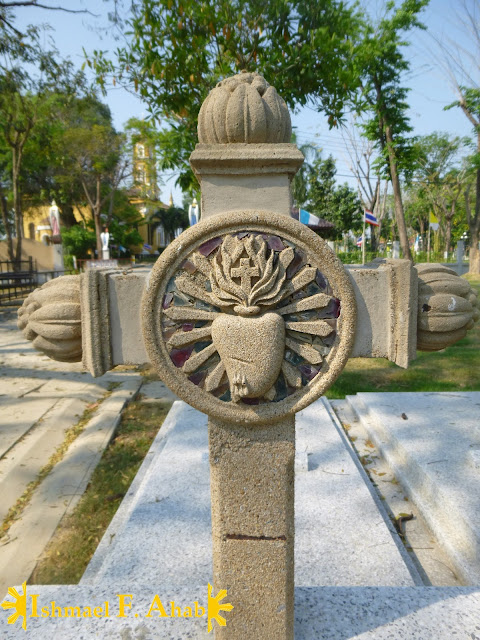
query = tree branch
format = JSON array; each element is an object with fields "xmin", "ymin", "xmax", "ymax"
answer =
[{"xmin": 0, "ymin": 1, "xmax": 98, "ymax": 16}]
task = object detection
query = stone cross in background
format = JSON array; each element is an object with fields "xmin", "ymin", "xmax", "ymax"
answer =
[{"xmin": 18, "ymin": 72, "xmax": 479, "ymax": 640}]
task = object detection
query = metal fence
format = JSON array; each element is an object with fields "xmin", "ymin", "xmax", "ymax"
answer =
[{"xmin": 0, "ymin": 258, "xmax": 73, "ymax": 306}]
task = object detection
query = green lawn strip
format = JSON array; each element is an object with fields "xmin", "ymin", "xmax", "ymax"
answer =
[
  {"xmin": 326, "ymin": 275, "xmax": 480, "ymax": 399},
  {"xmin": 30, "ymin": 400, "xmax": 171, "ymax": 585}
]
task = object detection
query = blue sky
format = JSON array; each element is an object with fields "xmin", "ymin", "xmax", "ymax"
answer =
[{"xmin": 14, "ymin": 0, "xmax": 476, "ymax": 206}]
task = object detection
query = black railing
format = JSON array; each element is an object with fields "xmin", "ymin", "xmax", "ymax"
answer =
[
  {"xmin": 0, "ymin": 259, "xmax": 73, "ymax": 306},
  {"xmin": 0, "ymin": 258, "xmax": 37, "ymax": 305}
]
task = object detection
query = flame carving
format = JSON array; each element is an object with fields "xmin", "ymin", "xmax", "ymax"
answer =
[{"xmin": 209, "ymin": 235, "xmax": 294, "ymax": 315}]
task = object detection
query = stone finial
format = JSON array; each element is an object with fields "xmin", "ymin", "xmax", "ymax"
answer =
[
  {"xmin": 197, "ymin": 71, "xmax": 292, "ymax": 144},
  {"xmin": 416, "ymin": 263, "xmax": 479, "ymax": 351},
  {"xmin": 17, "ymin": 275, "xmax": 82, "ymax": 362}
]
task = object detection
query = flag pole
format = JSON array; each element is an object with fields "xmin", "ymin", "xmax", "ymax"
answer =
[{"xmin": 362, "ymin": 212, "xmax": 366, "ymax": 265}]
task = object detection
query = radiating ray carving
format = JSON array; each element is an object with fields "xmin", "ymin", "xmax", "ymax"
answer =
[{"xmin": 161, "ymin": 232, "xmax": 341, "ymax": 402}]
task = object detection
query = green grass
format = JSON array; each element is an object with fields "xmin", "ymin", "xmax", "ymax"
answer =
[
  {"xmin": 30, "ymin": 399, "xmax": 171, "ymax": 585},
  {"xmin": 326, "ymin": 275, "xmax": 480, "ymax": 398}
]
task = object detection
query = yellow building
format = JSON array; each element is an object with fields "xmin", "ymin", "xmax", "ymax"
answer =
[
  {"xmin": 130, "ymin": 141, "xmax": 171, "ymax": 253},
  {"xmin": 14, "ymin": 140, "xmax": 172, "ymax": 261},
  {"xmin": 23, "ymin": 201, "xmax": 90, "ymax": 245}
]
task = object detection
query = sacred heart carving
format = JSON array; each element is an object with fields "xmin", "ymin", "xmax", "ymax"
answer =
[{"xmin": 211, "ymin": 312, "xmax": 285, "ymax": 402}]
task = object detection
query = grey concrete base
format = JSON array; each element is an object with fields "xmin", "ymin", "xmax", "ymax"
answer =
[
  {"xmin": 82, "ymin": 399, "xmax": 418, "ymax": 588},
  {"xmin": 1, "ymin": 584, "xmax": 480, "ymax": 638},
  {"xmin": 346, "ymin": 392, "xmax": 480, "ymax": 586}
]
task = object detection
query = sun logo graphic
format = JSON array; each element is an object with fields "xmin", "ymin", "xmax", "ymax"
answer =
[
  {"xmin": 207, "ymin": 582, "xmax": 233, "ymax": 633},
  {"xmin": 1, "ymin": 581, "xmax": 28, "ymax": 630}
]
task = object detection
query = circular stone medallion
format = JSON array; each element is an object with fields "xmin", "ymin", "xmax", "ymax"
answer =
[{"xmin": 142, "ymin": 210, "xmax": 356, "ymax": 424}]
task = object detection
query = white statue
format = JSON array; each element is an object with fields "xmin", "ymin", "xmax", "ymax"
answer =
[
  {"xmin": 49, "ymin": 200, "xmax": 61, "ymax": 237},
  {"xmin": 100, "ymin": 227, "xmax": 110, "ymax": 260},
  {"xmin": 188, "ymin": 198, "xmax": 199, "ymax": 226}
]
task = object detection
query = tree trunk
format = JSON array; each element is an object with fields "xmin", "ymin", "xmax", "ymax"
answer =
[
  {"xmin": 444, "ymin": 217, "xmax": 452, "ymax": 259},
  {"xmin": 472, "ymin": 138, "xmax": 480, "ymax": 274},
  {"xmin": 94, "ymin": 177, "xmax": 103, "ymax": 258},
  {"xmin": 466, "ymin": 167, "xmax": 480, "ymax": 274},
  {"xmin": 0, "ymin": 189, "xmax": 14, "ymax": 263},
  {"xmin": 419, "ymin": 217, "xmax": 425, "ymax": 237},
  {"xmin": 12, "ymin": 146, "xmax": 23, "ymax": 269},
  {"xmin": 385, "ymin": 125, "xmax": 412, "ymax": 261},
  {"xmin": 470, "ymin": 239, "xmax": 480, "ymax": 273}
]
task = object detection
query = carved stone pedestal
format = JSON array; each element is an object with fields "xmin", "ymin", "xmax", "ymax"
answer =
[{"xmin": 209, "ymin": 417, "xmax": 295, "ymax": 639}]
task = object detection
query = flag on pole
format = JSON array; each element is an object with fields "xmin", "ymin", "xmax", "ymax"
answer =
[
  {"xmin": 299, "ymin": 208, "xmax": 322, "ymax": 226},
  {"xmin": 143, "ymin": 244, "xmax": 152, "ymax": 250},
  {"xmin": 364, "ymin": 210, "xmax": 379, "ymax": 226},
  {"xmin": 429, "ymin": 211, "xmax": 439, "ymax": 231},
  {"xmin": 356, "ymin": 235, "xmax": 363, "ymax": 247}
]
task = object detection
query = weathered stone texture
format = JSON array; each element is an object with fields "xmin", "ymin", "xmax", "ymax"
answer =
[
  {"xmin": 81, "ymin": 269, "xmax": 113, "ymax": 377},
  {"xmin": 190, "ymin": 144, "xmax": 304, "ymax": 219},
  {"xmin": 198, "ymin": 71, "xmax": 291, "ymax": 145},
  {"xmin": 349, "ymin": 259, "xmax": 417, "ymax": 368},
  {"xmin": 416, "ymin": 263, "xmax": 479, "ymax": 351},
  {"xmin": 17, "ymin": 275, "xmax": 82, "ymax": 362},
  {"xmin": 209, "ymin": 416, "xmax": 295, "ymax": 640}
]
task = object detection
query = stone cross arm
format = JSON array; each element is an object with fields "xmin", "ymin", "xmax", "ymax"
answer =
[{"xmin": 17, "ymin": 259, "xmax": 479, "ymax": 378}]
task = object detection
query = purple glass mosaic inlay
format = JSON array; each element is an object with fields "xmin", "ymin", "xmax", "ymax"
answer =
[
  {"xmin": 170, "ymin": 345, "xmax": 194, "ymax": 367},
  {"xmin": 198, "ymin": 236, "xmax": 223, "ymax": 256}
]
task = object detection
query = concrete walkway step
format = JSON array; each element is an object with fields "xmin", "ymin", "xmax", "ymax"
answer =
[
  {"xmin": 0, "ymin": 396, "xmax": 93, "ymax": 524},
  {"xmin": 0, "ymin": 397, "xmax": 58, "ymax": 459},
  {"xmin": 346, "ymin": 391, "xmax": 480, "ymax": 585},
  {"xmin": 0, "ymin": 376, "xmax": 142, "ymax": 596},
  {"xmin": 0, "ymin": 379, "xmax": 112, "ymax": 524}
]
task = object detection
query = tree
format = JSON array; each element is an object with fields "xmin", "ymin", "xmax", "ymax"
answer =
[
  {"xmin": 91, "ymin": 0, "xmax": 363, "ymax": 190},
  {"xmin": 304, "ymin": 155, "xmax": 363, "ymax": 240},
  {"xmin": 342, "ymin": 123, "xmax": 389, "ymax": 252},
  {"xmin": 61, "ymin": 222, "xmax": 96, "ymax": 259},
  {"xmin": 0, "ymin": 26, "xmax": 87, "ymax": 266},
  {"xmin": 412, "ymin": 132, "xmax": 468, "ymax": 256},
  {"xmin": 58, "ymin": 105, "xmax": 131, "ymax": 256},
  {"xmin": 434, "ymin": 0, "xmax": 480, "ymax": 272},
  {"xmin": 355, "ymin": 0, "xmax": 429, "ymax": 261},
  {"xmin": 147, "ymin": 205, "xmax": 188, "ymax": 245}
]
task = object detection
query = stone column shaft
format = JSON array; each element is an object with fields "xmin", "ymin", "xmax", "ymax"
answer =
[{"xmin": 208, "ymin": 416, "xmax": 295, "ymax": 639}]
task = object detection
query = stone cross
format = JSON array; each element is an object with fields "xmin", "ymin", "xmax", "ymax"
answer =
[
  {"xmin": 18, "ymin": 72, "xmax": 479, "ymax": 640},
  {"xmin": 230, "ymin": 257, "xmax": 260, "ymax": 294}
]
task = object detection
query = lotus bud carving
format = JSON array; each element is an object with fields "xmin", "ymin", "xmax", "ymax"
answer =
[
  {"xmin": 416, "ymin": 263, "xmax": 479, "ymax": 351},
  {"xmin": 17, "ymin": 275, "xmax": 82, "ymax": 362},
  {"xmin": 197, "ymin": 71, "xmax": 292, "ymax": 144}
]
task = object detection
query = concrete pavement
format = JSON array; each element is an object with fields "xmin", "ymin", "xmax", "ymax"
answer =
[{"xmin": 0, "ymin": 307, "xmax": 145, "ymax": 593}]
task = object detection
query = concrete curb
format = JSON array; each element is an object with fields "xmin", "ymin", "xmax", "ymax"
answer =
[
  {"xmin": 80, "ymin": 399, "xmax": 184, "ymax": 585},
  {"xmin": 346, "ymin": 391, "xmax": 480, "ymax": 585}
]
